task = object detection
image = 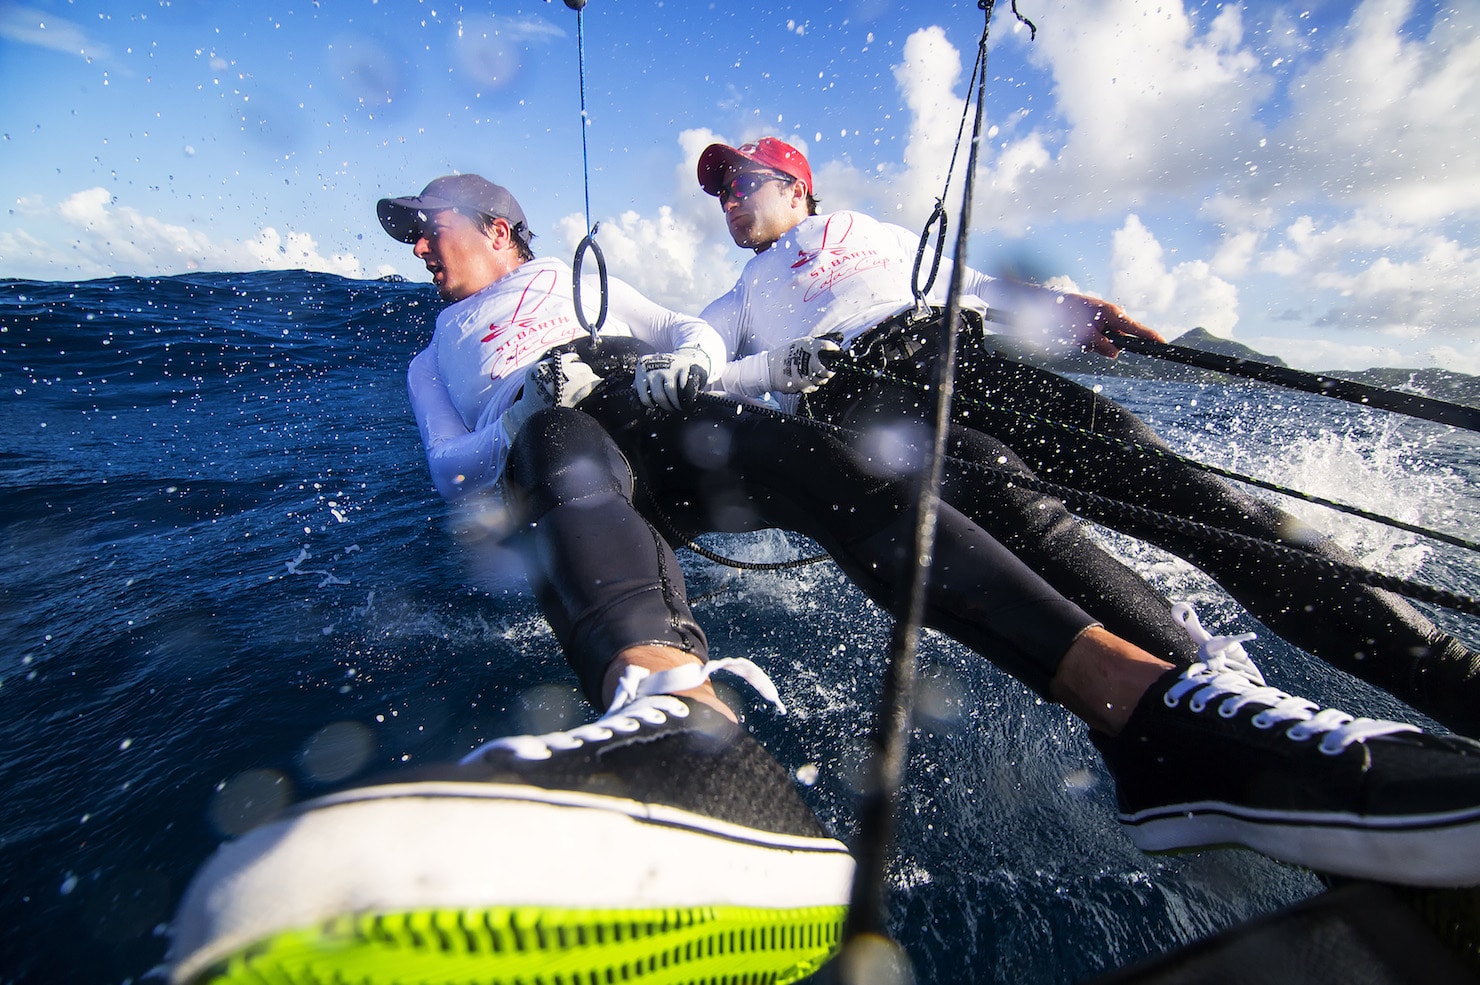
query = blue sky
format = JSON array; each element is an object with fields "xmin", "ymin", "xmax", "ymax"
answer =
[{"xmin": 2, "ymin": 0, "xmax": 1477, "ymax": 372}]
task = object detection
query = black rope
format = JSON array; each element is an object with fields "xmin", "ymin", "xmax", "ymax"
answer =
[
  {"xmin": 678, "ymin": 536, "xmax": 828, "ymax": 571},
  {"xmin": 911, "ymin": 200, "xmax": 948, "ymax": 305},
  {"xmin": 614, "ymin": 416, "xmax": 832, "ymax": 609},
  {"xmin": 842, "ymin": 1, "xmax": 997, "ymax": 970},
  {"xmin": 1104, "ymin": 329, "xmax": 1480, "ymax": 434},
  {"xmin": 846, "ymin": 359, "xmax": 1480, "ymax": 558},
  {"xmin": 905, "ymin": 17, "xmax": 983, "ymax": 311},
  {"xmin": 675, "ymin": 385, "xmax": 1480, "ymax": 618},
  {"xmin": 1009, "ymin": 0, "xmax": 1038, "ymax": 39},
  {"xmin": 931, "ymin": 431, "xmax": 1480, "ymax": 618}
]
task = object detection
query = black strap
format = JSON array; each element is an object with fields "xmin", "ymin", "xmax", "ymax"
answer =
[{"xmin": 1106, "ymin": 330, "xmax": 1480, "ymax": 434}]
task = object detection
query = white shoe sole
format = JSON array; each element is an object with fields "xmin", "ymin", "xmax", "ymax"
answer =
[
  {"xmin": 1123, "ymin": 801, "xmax": 1480, "ymax": 886},
  {"xmin": 169, "ymin": 781, "xmax": 855, "ymax": 984}
]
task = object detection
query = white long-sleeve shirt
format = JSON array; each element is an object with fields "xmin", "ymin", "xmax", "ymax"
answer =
[
  {"xmin": 408, "ymin": 256, "xmax": 727, "ymax": 501},
  {"xmin": 702, "ymin": 210, "xmax": 1018, "ymax": 407}
]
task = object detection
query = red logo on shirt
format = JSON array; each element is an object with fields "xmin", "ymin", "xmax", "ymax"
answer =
[
  {"xmin": 790, "ymin": 213, "xmax": 889, "ymax": 301},
  {"xmin": 791, "ymin": 212, "xmax": 856, "ymax": 268},
  {"xmin": 480, "ymin": 267, "xmax": 580, "ymax": 379}
]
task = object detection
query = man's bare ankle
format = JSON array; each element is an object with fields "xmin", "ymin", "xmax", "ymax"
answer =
[
  {"xmin": 1049, "ymin": 627, "xmax": 1173, "ymax": 736},
  {"xmin": 603, "ymin": 645, "xmax": 738, "ymax": 723}
]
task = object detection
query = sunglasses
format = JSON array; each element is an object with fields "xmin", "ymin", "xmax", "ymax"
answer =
[{"xmin": 718, "ymin": 171, "xmax": 796, "ymax": 205}]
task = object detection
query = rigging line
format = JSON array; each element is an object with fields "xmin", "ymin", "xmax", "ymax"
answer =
[
  {"xmin": 838, "ymin": 360, "xmax": 1480, "ymax": 557},
  {"xmin": 940, "ymin": 41, "xmax": 985, "ymax": 201},
  {"xmin": 558, "ymin": 0, "xmax": 607, "ymax": 340},
  {"xmin": 958, "ymin": 456, "xmax": 1480, "ymax": 618},
  {"xmin": 1103, "ymin": 329, "xmax": 1480, "ymax": 435},
  {"xmin": 844, "ymin": 0, "xmax": 997, "ymax": 962},
  {"xmin": 933, "ymin": 0, "xmax": 1036, "ymax": 197},
  {"xmin": 909, "ymin": 2, "xmax": 1034, "ymax": 308},
  {"xmin": 684, "ymin": 390, "xmax": 1480, "ymax": 618},
  {"xmin": 908, "ymin": 15, "xmax": 981, "ymax": 306},
  {"xmin": 687, "ymin": 572, "xmax": 740, "ymax": 606},
  {"xmin": 639, "ymin": 481, "xmax": 831, "ymax": 571},
  {"xmin": 1010, "ymin": 0, "xmax": 1038, "ymax": 39},
  {"xmin": 575, "ymin": 3, "xmax": 592, "ymax": 230}
]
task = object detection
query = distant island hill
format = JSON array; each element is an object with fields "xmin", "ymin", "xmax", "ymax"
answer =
[{"xmin": 989, "ymin": 326, "xmax": 1480, "ymax": 409}]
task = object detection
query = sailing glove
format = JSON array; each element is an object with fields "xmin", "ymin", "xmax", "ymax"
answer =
[
  {"xmin": 634, "ymin": 347, "xmax": 712, "ymax": 413},
  {"xmin": 499, "ymin": 352, "xmax": 603, "ymax": 440},
  {"xmin": 766, "ymin": 336, "xmax": 842, "ymax": 394}
]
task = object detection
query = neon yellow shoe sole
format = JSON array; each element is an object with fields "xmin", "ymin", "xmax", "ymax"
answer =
[
  {"xmin": 192, "ymin": 903, "xmax": 847, "ymax": 985},
  {"xmin": 170, "ymin": 784, "xmax": 856, "ymax": 985}
]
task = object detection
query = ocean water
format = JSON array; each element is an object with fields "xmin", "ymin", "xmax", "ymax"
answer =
[{"xmin": 2, "ymin": 271, "xmax": 1478, "ymax": 984}]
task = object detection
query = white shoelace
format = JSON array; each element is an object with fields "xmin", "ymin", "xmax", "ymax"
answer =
[
  {"xmin": 461, "ymin": 657, "xmax": 785, "ymax": 763},
  {"xmin": 1167, "ymin": 602, "xmax": 1418, "ymax": 754},
  {"xmin": 1171, "ymin": 601, "xmax": 1264, "ymax": 684}
]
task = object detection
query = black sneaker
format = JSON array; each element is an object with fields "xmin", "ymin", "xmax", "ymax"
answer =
[
  {"xmin": 167, "ymin": 659, "xmax": 853, "ymax": 985},
  {"xmin": 1094, "ymin": 606, "xmax": 1480, "ymax": 887}
]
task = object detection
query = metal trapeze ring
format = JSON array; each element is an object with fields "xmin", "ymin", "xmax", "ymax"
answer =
[{"xmin": 572, "ymin": 223, "xmax": 608, "ymax": 342}]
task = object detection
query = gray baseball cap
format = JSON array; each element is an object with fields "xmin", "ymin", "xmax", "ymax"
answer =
[{"xmin": 376, "ymin": 174, "xmax": 533, "ymax": 246}]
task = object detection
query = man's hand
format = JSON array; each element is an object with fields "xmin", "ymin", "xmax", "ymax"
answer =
[
  {"xmin": 996, "ymin": 280, "xmax": 1166, "ymax": 359},
  {"xmin": 634, "ymin": 347, "xmax": 712, "ymax": 412},
  {"xmin": 499, "ymin": 351, "xmax": 602, "ymax": 439},
  {"xmin": 533, "ymin": 351, "xmax": 603, "ymax": 407},
  {"xmin": 767, "ymin": 336, "xmax": 841, "ymax": 394},
  {"xmin": 1058, "ymin": 293, "xmax": 1166, "ymax": 358}
]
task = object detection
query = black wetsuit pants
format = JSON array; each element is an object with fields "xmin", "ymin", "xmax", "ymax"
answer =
[
  {"xmin": 501, "ymin": 399, "xmax": 1097, "ymax": 707},
  {"xmin": 812, "ymin": 312, "xmax": 1480, "ymax": 734}
]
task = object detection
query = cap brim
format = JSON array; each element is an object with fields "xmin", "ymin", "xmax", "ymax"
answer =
[
  {"xmin": 697, "ymin": 144, "xmax": 756, "ymax": 197},
  {"xmin": 376, "ymin": 195, "xmax": 458, "ymax": 243}
]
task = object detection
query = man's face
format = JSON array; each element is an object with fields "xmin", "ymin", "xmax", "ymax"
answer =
[
  {"xmin": 412, "ymin": 209, "xmax": 510, "ymax": 302},
  {"xmin": 718, "ymin": 168, "xmax": 807, "ymax": 252}
]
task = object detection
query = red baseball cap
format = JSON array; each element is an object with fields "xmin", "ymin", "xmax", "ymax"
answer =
[{"xmin": 698, "ymin": 137, "xmax": 813, "ymax": 197}]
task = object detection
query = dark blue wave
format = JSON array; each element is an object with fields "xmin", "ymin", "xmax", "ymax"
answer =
[{"xmin": 1, "ymin": 270, "xmax": 1476, "ymax": 984}]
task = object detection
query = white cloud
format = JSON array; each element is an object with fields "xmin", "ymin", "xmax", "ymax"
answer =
[
  {"xmin": 1210, "ymin": 229, "xmax": 1261, "ymax": 279},
  {"xmin": 887, "ymin": 26, "xmax": 968, "ymax": 221},
  {"xmin": 1050, "ymin": 0, "xmax": 1263, "ymax": 175},
  {"xmin": 6, "ymin": 2, "xmax": 1475, "ymax": 377},
  {"xmin": 579, "ymin": 125, "xmax": 857, "ymax": 313},
  {"xmin": 551, "ymin": 205, "xmax": 740, "ymax": 315},
  {"xmin": 478, "ymin": 13, "xmax": 565, "ymax": 44},
  {"xmin": 1109, "ymin": 215, "xmax": 1239, "ymax": 336},
  {"xmin": 978, "ymin": 0, "xmax": 1268, "ymax": 226},
  {"xmin": 673, "ymin": 127, "xmax": 740, "ymax": 233},
  {"xmin": 527, "ymin": 8, "xmax": 1479, "ymax": 358},
  {"xmin": 1255, "ymin": 211, "xmax": 1480, "ymax": 337},
  {"xmin": 1246, "ymin": 333, "xmax": 1480, "ymax": 375},
  {"xmin": 543, "ymin": 126, "xmax": 757, "ymax": 313},
  {"xmin": 0, "ymin": 4, "xmax": 109, "ymax": 61},
  {"xmin": 1273, "ymin": 0, "xmax": 1480, "ymax": 224},
  {"xmin": 1248, "ymin": 336, "xmax": 1396, "ymax": 372},
  {"xmin": 0, "ymin": 188, "xmax": 366, "ymax": 280},
  {"xmin": 1421, "ymin": 344, "xmax": 1480, "ymax": 377}
]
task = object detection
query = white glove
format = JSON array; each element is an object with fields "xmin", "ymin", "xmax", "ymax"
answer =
[
  {"xmin": 766, "ymin": 336, "xmax": 841, "ymax": 394},
  {"xmin": 634, "ymin": 347, "xmax": 712, "ymax": 413},
  {"xmin": 498, "ymin": 352, "xmax": 603, "ymax": 440}
]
